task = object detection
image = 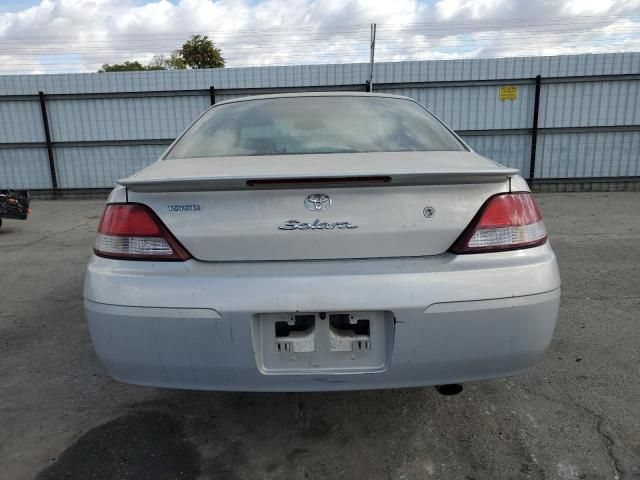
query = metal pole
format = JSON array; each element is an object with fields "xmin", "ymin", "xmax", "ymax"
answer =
[
  {"xmin": 209, "ymin": 85, "xmax": 216, "ymax": 106},
  {"xmin": 529, "ymin": 75, "xmax": 542, "ymax": 183},
  {"xmin": 368, "ymin": 23, "xmax": 377, "ymax": 92},
  {"xmin": 38, "ymin": 91, "xmax": 58, "ymax": 192}
]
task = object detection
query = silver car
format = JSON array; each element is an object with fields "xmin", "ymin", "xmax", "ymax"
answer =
[{"xmin": 84, "ymin": 93, "xmax": 560, "ymax": 392}]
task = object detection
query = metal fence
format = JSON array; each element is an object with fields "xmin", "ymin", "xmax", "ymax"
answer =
[{"xmin": 1, "ymin": 52, "xmax": 639, "ymax": 192}]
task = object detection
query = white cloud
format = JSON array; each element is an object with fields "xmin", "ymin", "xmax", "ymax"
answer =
[
  {"xmin": 435, "ymin": 0, "xmax": 508, "ymax": 20},
  {"xmin": 0, "ymin": 0, "xmax": 638, "ymax": 74}
]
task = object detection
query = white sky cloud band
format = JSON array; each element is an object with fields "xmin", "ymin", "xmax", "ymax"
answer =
[{"xmin": 0, "ymin": 0, "xmax": 639, "ymax": 74}]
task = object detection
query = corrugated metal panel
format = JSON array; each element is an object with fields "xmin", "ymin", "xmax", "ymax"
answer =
[
  {"xmin": 534, "ymin": 180, "xmax": 640, "ymax": 193},
  {"xmin": 215, "ymin": 92, "xmax": 265, "ymax": 103},
  {"xmin": 460, "ymin": 134, "xmax": 531, "ymax": 174},
  {"xmin": 1, "ymin": 53, "xmax": 638, "ymax": 96},
  {"xmin": 0, "ymin": 101, "xmax": 44, "ymax": 143},
  {"xmin": 535, "ymin": 131, "xmax": 640, "ymax": 178},
  {"xmin": 540, "ymin": 80, "xmax": 640, "ymax": 128},
  {"xmin": 55, "ymin": 145, "xmax": 165, "ymax": 188},
  {"xmin": 0, "ymin": 63, "xmax": 370, "ymax": 95},
  {"xmin": 373, "ymin": 53, "xmax": 640, "ymax": 83},
  {"xmin": 378, "ymin": 85, "xmax": 534, "ymax": 130},
  {"xmin": 0, "ymin": 53, "xmax": 638, "ymax": 189},
  {"xmin": 0, "ymin": 148, "xmax": 52, "ymax": 189},
  {"xmin": 47, "ymin": 96, "xmax": 208, "ymax": 142}
]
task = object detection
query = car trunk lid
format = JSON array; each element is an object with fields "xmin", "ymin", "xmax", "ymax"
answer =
[{"xmin": 123, "ymin": 151, "xmax": 516, "ymax": 261}]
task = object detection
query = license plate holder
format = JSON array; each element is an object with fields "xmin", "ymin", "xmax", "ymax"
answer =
[{"xmin": 252, "ymin": 311, "xmax": 394, "ymax": 374}]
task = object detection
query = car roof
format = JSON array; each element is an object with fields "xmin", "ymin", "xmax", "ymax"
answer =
[{"xmin": 212, "ymin": 91, "xmax": 412, "ymax": 107}]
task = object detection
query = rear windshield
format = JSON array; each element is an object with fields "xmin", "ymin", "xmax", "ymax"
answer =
[{"xmin": 165, "ymin": 96, "xmax": 465, "ymax": 159}]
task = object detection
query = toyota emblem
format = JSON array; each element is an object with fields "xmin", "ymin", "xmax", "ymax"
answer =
[{"xmin": 304, "ymin": 193, "xmax": 331, "ymax": 211}]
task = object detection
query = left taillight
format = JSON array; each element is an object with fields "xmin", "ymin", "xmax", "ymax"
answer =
[{"xmin": 94, "ymin": 204, "xmax": 191, "ymax": 261}]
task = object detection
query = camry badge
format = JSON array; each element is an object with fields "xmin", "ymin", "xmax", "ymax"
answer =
[{"xmin": 304, "ymin": 193, "xmax": 331, "ymax": 211}]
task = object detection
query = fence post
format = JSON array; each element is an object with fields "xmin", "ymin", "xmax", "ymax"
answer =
[
  {"xmin": 38, "ymin": 91, "xmax": 58, "ymax": 192},
  {"xmin": 368, "ymin": 23, "xmax": 377, "ymax": 91},
  {"xmin": 528, "ymin": 75, "xmax": 542, "ymax": 183},
  {"xmin": 209, "ymin": 86, "xmax": 216, "ymax": 106}
]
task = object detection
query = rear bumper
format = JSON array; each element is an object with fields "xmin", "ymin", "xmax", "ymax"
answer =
[{"xmin": 84, "ymin": 243, "xmax": 561, "ymax": 391}]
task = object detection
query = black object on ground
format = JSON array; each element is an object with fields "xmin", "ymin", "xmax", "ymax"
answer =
[{"xmin": 0, "ymin": 190, "xmax": 30, "ymax": 224}]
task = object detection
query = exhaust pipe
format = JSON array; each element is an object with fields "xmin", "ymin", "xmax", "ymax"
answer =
[{"xmin": 436, "ymin": 384, "xmax": 463, "ymax": 396}]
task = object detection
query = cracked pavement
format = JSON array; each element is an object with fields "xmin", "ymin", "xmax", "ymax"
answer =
[{"xmin": 1, "ymin": 192, "xmax": 639, "ymax": 480}]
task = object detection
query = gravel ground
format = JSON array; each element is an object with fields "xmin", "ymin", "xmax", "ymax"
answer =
[{"xmin": 0, "ymin": 192, "xmax": 638, "ymax": 480}]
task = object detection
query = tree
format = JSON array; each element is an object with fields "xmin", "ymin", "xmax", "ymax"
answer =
[
  {"xmin": 179, "ymin": 35, "xmax": 225, "ymax": 69},
  {"xmin": 97, "ymin": 34, "xmax": 224, "ymax": 72},
  {"xmin": 147, "ymin": 51, "xmax": 187, "ymax": 70},
  {"xmin": 98, "ymin": 61, "xmax": 148, "ymax": 72}
]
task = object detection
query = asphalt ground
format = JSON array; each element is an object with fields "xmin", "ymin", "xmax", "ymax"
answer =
[{"xmin": 0, "ymin": 192, "xmax": 639, "ymax": 480}]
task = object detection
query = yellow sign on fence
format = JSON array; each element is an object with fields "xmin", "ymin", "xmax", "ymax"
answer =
[{"xmin": 498, "ymin": 85, "xmax": 518, "ymax": 101}]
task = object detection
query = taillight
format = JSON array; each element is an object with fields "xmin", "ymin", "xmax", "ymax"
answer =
[
  {"xmin": 450, "ymin": 192, "xmax": 547, "ymax": 254},
  {"xmin": 94, "ymin": 204, "xmax": 191, "ymax": 261}
]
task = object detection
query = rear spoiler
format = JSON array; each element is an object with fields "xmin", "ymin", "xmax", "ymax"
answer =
[{"xmin": 120, "ymin": 169, "xmax": 519, "ymax": 192}]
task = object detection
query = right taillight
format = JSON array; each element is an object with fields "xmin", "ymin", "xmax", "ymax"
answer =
[
  {"xmin": 94, "ymin": 203, "xmax": 191, "ymax": 261},
  {"xmin": 450, "ymin": 192, "xmax": 547, "ymax": 254}
]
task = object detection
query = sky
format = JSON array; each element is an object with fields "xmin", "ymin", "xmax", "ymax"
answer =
[{"xmin": 0, "ymin": 0, "xmax": 639, "ymax": 74}]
